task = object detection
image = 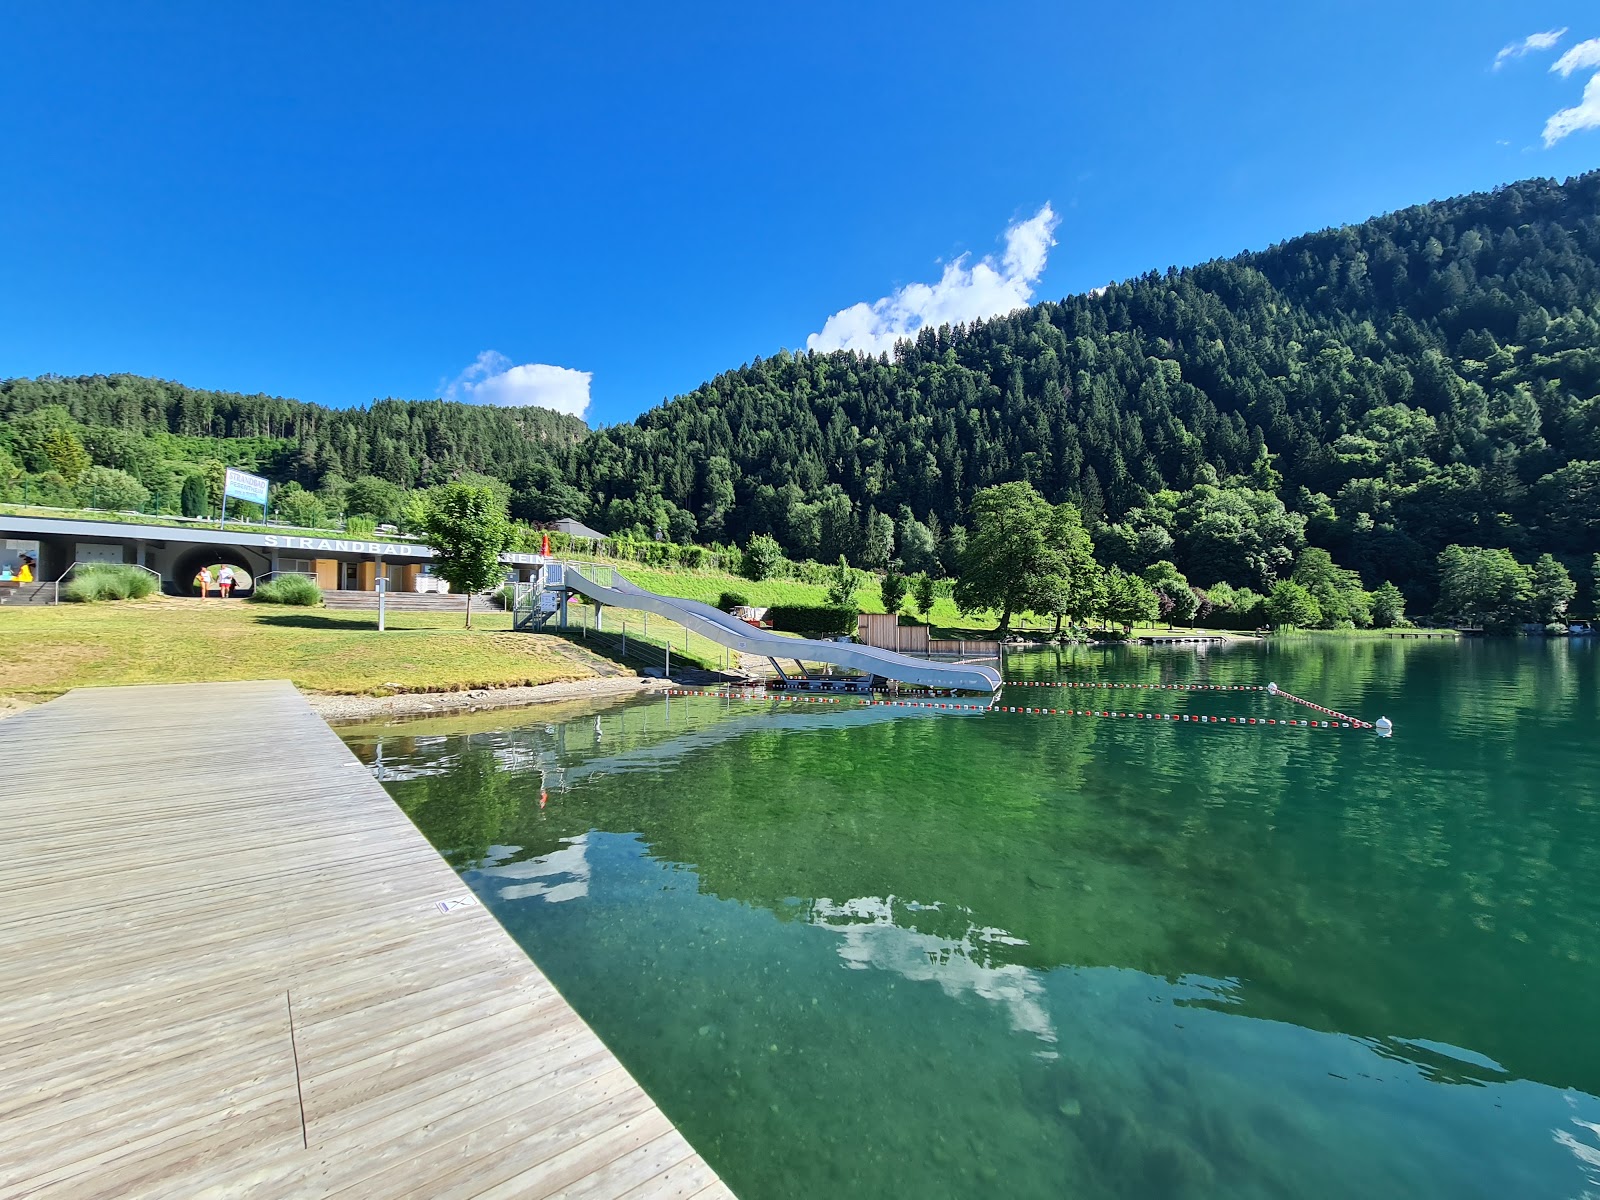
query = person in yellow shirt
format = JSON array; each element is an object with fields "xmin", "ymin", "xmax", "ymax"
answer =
[{"xmin": 16, "ymin": 558, "xmax": 33, "ymax": 583}]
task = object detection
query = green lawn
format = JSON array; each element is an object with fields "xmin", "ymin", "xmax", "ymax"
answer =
[{"xmin": 0, "ymin": 597, "xmax": 588, "ymax": 699}]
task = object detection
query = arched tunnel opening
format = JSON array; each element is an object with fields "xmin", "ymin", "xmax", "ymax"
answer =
[{"xmin": 169, "ymin": 545, "xmax": 267, "ymax": 597}]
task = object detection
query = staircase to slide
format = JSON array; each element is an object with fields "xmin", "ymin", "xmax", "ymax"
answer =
[{"xmin": 520, "ymin": 562, "xmax": 1001, "ymax": 694}]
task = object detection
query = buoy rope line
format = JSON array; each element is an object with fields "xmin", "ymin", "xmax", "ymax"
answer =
[
  {"xmin": 1265, "ymin": 685, "xmax": 1369, "ymax": 728},
  {"xmin": 661, "ymin": 689, "xmax": 1367, "ymax": 730},
  {"xmin": 1003, "ymin": 681, "xmax": 1266, "ymax": 692},
  {"xmin": 1004, "ymin": 678, "xmax": 1374, "ymax": 730}
]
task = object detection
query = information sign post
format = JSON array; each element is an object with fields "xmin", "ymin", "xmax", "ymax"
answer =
[{"xmin": 220, "ymin": 468, "xmax": 270, "ymax": 529}]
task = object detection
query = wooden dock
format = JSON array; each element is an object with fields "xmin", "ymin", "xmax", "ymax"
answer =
[{"xmin": 0, "ymin": 681, "xmax": 733, "ymax": 1200}]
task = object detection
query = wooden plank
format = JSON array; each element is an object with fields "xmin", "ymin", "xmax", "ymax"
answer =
[
  {"xmin": 615, "ymin": 1156, "xmax": 729, "ymax": 1200},
  {"xmin": 0, "ymin": 681, "xmax": 732, "ymax": 1199}
]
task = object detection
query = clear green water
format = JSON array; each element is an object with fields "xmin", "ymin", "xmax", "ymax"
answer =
[{"xmin": 348, "ymin": 638, "xmax": 1600, "ymax": 1199}]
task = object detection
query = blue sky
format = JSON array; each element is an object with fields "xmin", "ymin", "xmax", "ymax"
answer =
[{"xmin": 3, "ymin": 1, "xmax": 1598, "ymax": 427}]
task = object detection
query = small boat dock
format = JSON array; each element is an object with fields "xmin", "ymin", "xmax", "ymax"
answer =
[{"xmin": 0, "ymin": 680, "xmax": 732, "ymax": 1199}]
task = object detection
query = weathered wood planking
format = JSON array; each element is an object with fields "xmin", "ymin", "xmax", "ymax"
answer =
[{"xmin": 0, "ymin": 681, "xmax": 733, "ymax": 1200}]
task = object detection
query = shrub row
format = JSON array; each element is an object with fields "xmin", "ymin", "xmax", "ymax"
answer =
[
  {"xmin": 764, "ymin": 604, "xmax": 858, "ymax": 636},
  {"xmin": 507, "ymin": 528, "xmax": 723, "ymax": 572},
  {"xmin": 250, "ymin": 574, "xmax": 323, "ymax": 606},
  {"xmin": 62, "ymin": 564, "xmax": 158, "ymax": 603}
]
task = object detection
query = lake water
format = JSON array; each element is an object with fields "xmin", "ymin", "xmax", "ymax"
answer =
[{"xmin": 346, "ymin": 637, "xmax": 1600, "ymax": 1199}]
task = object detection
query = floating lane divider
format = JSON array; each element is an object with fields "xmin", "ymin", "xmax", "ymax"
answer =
[
  {"xmin": 664, "ymin": 690, "xmax": 859, "ymax": 704},
  {"xmin": 661, "ymin": 690, "xmax": 1365, "ymax": 729},
  {"xmin": 1265, "ymin": 683, "xmax": 1373, "ymax": 730},
  {"xmin": 978, "ymin": 704, "xmax": 1356, "ymax": 728},
  {"xmin": 1004, "ymin": 681, "xmax": 1267, "ymax": 692}
]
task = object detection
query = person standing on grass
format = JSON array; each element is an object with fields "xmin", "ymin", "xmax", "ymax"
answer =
[
  {"xmin": 218, "ymin": 565, "xmax": 235, "ymax": 598},
  {"xmin": 195, "ymin": 567, "xmax": 211, "ymax": 598}
]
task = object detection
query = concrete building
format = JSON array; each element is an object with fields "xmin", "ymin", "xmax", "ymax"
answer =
[{"xmin": 0, "ymin": 513, "xmax": 554, "ymax": 595}]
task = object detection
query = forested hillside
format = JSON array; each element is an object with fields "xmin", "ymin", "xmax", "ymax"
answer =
[
  {"xmin": 574, "ymin": 171, "xmax": 1600, "ymax": 601},
  {"xmin": 3, "ymin": 170, "xmax": 1598, "ymax": 609},
  {"xmin": 0, "ymin": 374, "xmax": 585, "ymax": 505}
]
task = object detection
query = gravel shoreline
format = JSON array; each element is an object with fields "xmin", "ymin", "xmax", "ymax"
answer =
[{"xmin": 305, "ymin": 675, "xmax": 672, "ymax": 724}]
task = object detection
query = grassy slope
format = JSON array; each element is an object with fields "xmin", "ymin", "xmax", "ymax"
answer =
[{"xmin": 0, "ymin": 598, "xmax": 587, "ymax": 699}]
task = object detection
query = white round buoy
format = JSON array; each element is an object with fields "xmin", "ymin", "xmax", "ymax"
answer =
[
  {"xmin": 1267, "ymin": 682, "xmax": 1278, "ymax": 695},
  {"xmin": 1375, "ymin": 716, "xmax": 1393, "ymax": 738}
]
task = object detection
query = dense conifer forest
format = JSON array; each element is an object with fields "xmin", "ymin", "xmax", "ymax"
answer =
[{"xmin": 3, "ymin": 170, "xmax": 1598, "ymax": 615}]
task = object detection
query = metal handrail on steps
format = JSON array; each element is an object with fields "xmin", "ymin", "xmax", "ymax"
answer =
[{"xmin": 53, "ymin": 560, "xmax": 162, "ymax": 604}]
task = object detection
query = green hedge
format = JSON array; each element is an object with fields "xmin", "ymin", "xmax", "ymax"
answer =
[
  {"xmin": 62, "ymin": 564, "xmax": 158, "ymax": 603},
  {"xmin": 717, "ymin": 590, "xmax": 751, "ymax": 611},
  {"xmin": 250, "ymin": 574, "xmax": 323, "ymax": 606},
  {"xmin": 765, "ymin": 604, "xmax": 858, "ymax": 636}
]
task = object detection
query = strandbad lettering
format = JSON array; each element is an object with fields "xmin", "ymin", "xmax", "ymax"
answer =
[{"xmin": 264, "ymin": 535, "xmax": 432, "ymax": 558}]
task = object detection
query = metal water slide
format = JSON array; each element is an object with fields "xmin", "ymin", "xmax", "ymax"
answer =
[{"xmin": 547, "ymin": 562, "xmax": 1002, "ymax": 693}]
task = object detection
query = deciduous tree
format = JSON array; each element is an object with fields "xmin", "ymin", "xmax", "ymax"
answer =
[
  {"xmin": 1266, "ymin": 580, "xmax": 1321, "ymax": 628},
  {"xmin": 419, "ymin": 483, "xmax": 513, "ymax": 628},
  {"xmin": 1436, "ymin": 545, "xmax": 1532, "ymax": 630},
  {"xmin": 880, "ymin": 568, "xmax": 908, "ymax": 615},
  {"xmin": 826, "ymin": 555, "xmax": 861, "ymax": 608},
  {"xmin": 1529, "ymin": 553, "xmax": 1576, "ymax": 623},
  {"xmin": 740, "ymin": 534, "xmax": 784, "ymax": 582},
  {"xmin": 1370, "ymin": 581, "xmax": 1406, "ymax": 628}
]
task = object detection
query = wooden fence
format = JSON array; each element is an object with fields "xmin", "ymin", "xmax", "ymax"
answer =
[{"xmin": 857, "ymin": 614, "xmax": 1000, "ymax": 658}]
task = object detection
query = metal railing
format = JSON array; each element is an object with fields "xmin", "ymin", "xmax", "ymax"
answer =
[{"xmin": 512, "ymin": 580, "xmax": 558, "ymax": 631}]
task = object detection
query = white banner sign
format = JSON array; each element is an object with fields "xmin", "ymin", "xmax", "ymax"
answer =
[{"xmin": 223, "ymin": 468, "xmax": 270, "ymax": 506}]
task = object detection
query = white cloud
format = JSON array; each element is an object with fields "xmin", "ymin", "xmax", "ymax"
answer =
[
  {"xmin": 1544, "ymin": 71, "xmax": 1600, "ymax": 145},
  {"xmin": 805, "ymin": 204, "xmax": 1059, "ymax": 357},
  {"xmin": 1551, "ymin": 36, "xmax": 1600, "ymax": 77},
  {"xmin": 442, "ymin": 350, "xmax": 592, "ymax": 419},
  {"xmin": 1494, "ymin": 28, "xmax": 1567, "ymax": 69}
]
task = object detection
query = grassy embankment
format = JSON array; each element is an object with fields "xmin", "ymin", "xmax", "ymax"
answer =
[
  {"xmin": 0, "ymin": 598, "xmax": 586, "ymax": 702},
  {"xmin": 0, "ymin": 558, "xmax": 1242, "ymax": 705}
]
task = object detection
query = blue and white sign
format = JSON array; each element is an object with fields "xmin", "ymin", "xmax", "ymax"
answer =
[{"xmin": 223, "ymin": 468, "xmax": 269, "ymax": 506}]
